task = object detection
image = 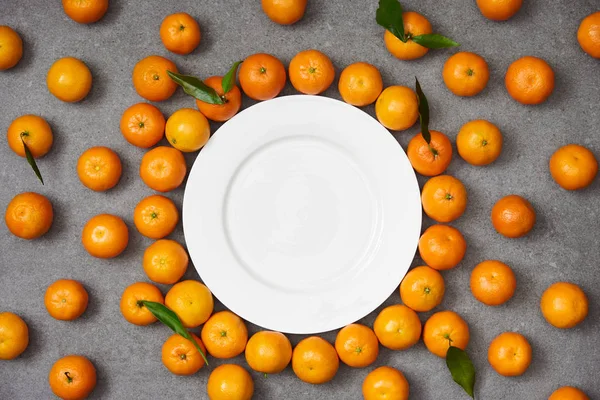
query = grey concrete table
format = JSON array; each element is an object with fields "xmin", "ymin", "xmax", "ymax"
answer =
[{"xmin": 1, "ymin": 1, "xmax": 599, "ymax": 399}]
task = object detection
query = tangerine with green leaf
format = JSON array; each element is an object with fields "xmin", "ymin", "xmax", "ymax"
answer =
[
  {"xmin": 119, "ymin": 282, "xmax": 164, "ymax": 326},
  {"xmin": 196, "ymin": 76, "xmax": 242, "ymax": 122},
  {"xmin": 5, "ymin": 192, "xmax": 53, "ymax": 240},
  {"xmin": 407, "ymin": 130, "xmax": 452, "ymax": 176},
  {"xmin": 48, "ymin": 355, "xmax": 97, "ymax": 400},
  {"xmin": 456, "ymin": 119, "xmax": 503, "ymax": 166},
  {"xmin": 160, "ymin": 12, "xmax": 201, "ymax": 55},
  {"xmin": 239, "ymin": 53, "xmax": 287, "ymax": 101},
  {"xmin": 7, "ymin": 114, "xmax": 53, "ymax": 158},
  {"xmin": 443, "ymin": 52, "xmax": 489, "ymax": 97},
  {"xmin": 162, "ymin": 333, "xmax": 207, "ymax": 375},
  {"xmin": 375, "ymin": 86, "xmax": 419, "ymax": 131},
  {"xmin": 165, "ymin": 108, "xmax": 210, "ymax": 152},
  {"xmin": 383, "ymin": 11, "xmax": 432, "ymax": 60},
  {"xmin": 423, "ymin": 310, "xmax": 470, "ymax": 358}
]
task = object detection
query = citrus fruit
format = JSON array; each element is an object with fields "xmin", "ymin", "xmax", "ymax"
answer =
[
  {"xmin": 491, "ymin": 194, "xmax": 536, "ymax": 238},
  {"xmin": 442, "ymin": 51, "xmax": 489, "ymax": 97},
  {"xmin": 160, "ymin": 12, "xmax": 201, "ymax": 55},
  {"xmin": 423, "ymin": 310, "xmax": 470, "ymax": 358},
  {"xmin": 165, "ymin": 108, "xmax": 210, "ymax": 152},
  {"xmin": 47, "ymin": 57, "xmax": 92, "ymax": 103},
  {"xmin": 505, "ymin": 56, "xmax": 555, "ymax": 105},
  {"xmin": 161, "ymin": 333, "xmax": 207, "ymax": 375},
  {"xmin": 139, "ymin": 146, "xmax": 187, "ymax": 192},
  {"xmin": 239, "ymin": 53, "xmax": 287, "ymax": 101},
  {"xmin": 456, "ymin": 119, "xmax": 503, "ymax": 166},
  {"xmin": 421, "ymin": 175, "xmax": 468, "ymax": 223},
  {"xmin": 418, "ymin": 224, "xmax": 466, "ymax": 270},
  {"xmin": 201, "ymin": 311, "xmax": 248, "ymax": 359},
  {"xmin": 196, "ymin": 76, "xmax": 242, "ymax": 121},
  {"xmin": 292, "ymin": 336, "xmax": 339, "ymax": 384},
  {"xmin": 77, "ymin": 146, "xmax": 122, "ymax": 191},
  {"xmin": 165, "ymin": 280, "xmax": 214, "ymax": 328},
  {"xmin": 245, "ymin": 330, "xmax": 292, "ymax": 374},
  {"xmin": 549, "ymin": 386, "xmax": 590, "ymax": 400},
  {"xmin": 470, "ymin": 260, "xmax": 516, "ymax": 306},
  {"xmin": 476, "ymin": 0, "xmax": 522, "ymax": 21},
  {"xmin": 7, "ymin": 114, "xmax": 53, "ymax": 158},
  {"xmin": 132, "ymin": 55, "xmax": 178, "ymax": 102},
  {"xmin": 120, "ymin": 103, "xmax": 166, "ymax": 148},
  {"xmin": 549, "ymin": 144, "xmax": 598, "ymax": 190},
  {"xmin": 334, "ymin": 323, "xmax": 379, "ymax": 368},
  {"xmin": 261, "ymin": 0, "xmax": 307, "ymax": 25},
  {"xmin": 362, "ymin": 366, "xmax": 409, "ymax": 400},
  {"xmin": 375, "ymin": 86, "xmax": 419, "ymax": 131},
  {"xmin": 119, "ymin": 282, "xmax": 164, "ymax": 326},
  {"xmin": 540, "ymin": 282, "xmax": 588, "ymax": 329},
  {"xmin": 373, "ymin": 304, "xmax": 421, "ymax": 350},
  {"xmin": 0, "ymin": 26, "xmax": 23, "ymax": 70},
  {"xmin": 133, "ymin": 194, "xmax": 179, "ymax": 239},
  {"xmin": 62, "ymin": 0, "xmax": 109, "ymax": 24},
  {"xmin": 578, "ymin": 12, "xmax": 600, "ymax": 59},
  {"xmin": 44, "ymin": 279, "xmax": 89, "ymax": 321},
  {"xmin": 400, "ymin": 266, "xmax": 445, "ymax": 312},
  {"xmin": 384, "ymin": 11, "xmax": 432, "ymax": 60},
  {"xmin": 81, "ymin": 214, "xmax": 128, "ymax": 258},
  {"xmin": 289, "ymin": 49, "xmax": 335, "ymax": 95},
  {"xmin": 487, "ymin": 332, "xmax": 532, "ymax": 376},
  {"xmin": 0, "ymin": 312, "xmax": 29, "ymax": 360},
  {"xmin": 407, "ymin": 130, "xmax": 453, "ymax": 176},
  {"xmin": 207, "ymin": 364, "xmax": 254, "ymax": 400},
  {"xmin": 5, "ymin": 192, "xmax": 53, "ymax": 240},
  {"xmin": 142, "ymin": 239, "xmax": 188, "ymax": 284},
  {"xmin": 338, "ymin": 62, "xmax": 383, "ymax": 107},
  {"xmin": 48, "ymin": 355, "xmax": 96, "ymax": 400}
]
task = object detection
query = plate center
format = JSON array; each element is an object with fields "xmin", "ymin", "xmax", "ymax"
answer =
[{"xmin": 224, "ymin": 135, "xmax": 378, "ymax": 292}]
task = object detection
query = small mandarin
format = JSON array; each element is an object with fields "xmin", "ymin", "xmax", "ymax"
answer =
[
  {"xmin": 549, "ymin": 144, "xmax": 598, "ymax": 190},
  {"xmin": 292, "ymin": 336, "xmax": 339, "ymax": 384},
  {"xmin": 165, "ymin": 280, "xmax": 214, "ymax": 328},
  {"xmin": 7, "ymin": 114, "xmax": 54, "ymax": 158},
  {"xmin": 62, "ymin": 0, "xmax": 109, "ymax": 24},
  {"xmin": 549, "ymin": 386, "xmax": 590, "ymax": 400},
  {"xmin": 384, "ymin": 12, "xmax": 432, "ymax": 60},
  {"xmin": 338, "ymin": 62, "xmax": 383, "ymax": 107},
  {"xmin": 160, "ymin": 13, "xmax": 201, "ymax": 55},
  {"xmin": 47, "ymin": 57, "xmax": 92, "ymax": 103},
  {"xmin": 456, "ymin": 119, "xmax": 503, "ymax": 166},
  {"xmin": 132, "ymin": 55, "xmax": 178, "ymax": 102},
  {"xmin": 442, "ymin": 51, "xmax": 489, "ymax": 97},
  {"xmin": 119, "ymin": 282, "xmax": 164, "ymax": 326},
  {"xmin": 196, "ymin": 76, "xmax": 242, "ymax": 121},
  {"xmin": 362, "ymin": 366, "xmax": 409, "ymax": 400},
  {"xmin": 289, "ymin": 49, "xmax": 335, "ymax": 95},
  {"xmin": 578, "ymin": 12, "xmax": 600, "ymax": 59},
  {"xmin": 207, "ymin": 364, "xmax": 254, "ymax": 400},
  {"xmin": 48, "ymin": 355, "xmax": 97, "ymax": 400},
  {"xmin": 407, "ymin": 130, "xmax": 453, "ymax": 177},
  {"xmin": 334, "ymin": 323, "xmax": 379, "ymax": 368},
  {"xmin": 491, "ymin": 195, "xmax": 536, "ymax": 238},
  {"xmin": 476, "ymin": 0, "xmax": 523, "ymax": 21},
  {"xmin": 0, "ymin": 312, "xmax": 29, "ymax": 360},
  {"xmin": 421, "ymin": 175, "xmax": 468, "ymax": 223},
  {"xmin": 540, "ymin": 282, "xmax": 588, "ymax": 329},
  {"xmin": 0, "ymin": 26, "xmax": 23, "ymax": 70},
  {"xmin": 505, "ymin": 56, "xmax": 555, "ymax": 105},
  {"xmin": 238, "ymin": 53, "xmax": 287, "ymax": 101},
  {"xmin": 165, "ymin": 108, "xmax": 210, "ymax": 152},
  {"xmin": 201, "ymin": 311, "xmax": 248, "ymax": 359},
  {"xmin": 400, "ymin": 266, "xmax": 445, "ymax": 312},
  {"xmin": 77, "ymin": 146, "xmax": 122, "ymax": 191},
  {"xmin": 373, "ymin": 304, "xmax": 422, "ymax": 350},
  {"xmin": 133, "ymin": 195, "xmax": 179, "ymax": 239},
  {"xmin": 142, "ymin": 239, "xmax": 188, "ymax": 285},
  {"xmin": 5, "ymin": 192, "xmax": 53, "ymax": 240},
  {"xmin": 418, "ymin": 224, "xmax": 466, "ymax": 270},
  {"xmin": 161, "ymin": 333, "xmax": 207, "ymax": 375},
  {"xmin": 261, "ymin": 0, "xmax": 307, "ymax": 25},
  {"xmin": 470, "ymin": 260, "xmax": 516, "ymax": 306},
  {"xmin": 487, "ymin": 332, "xmax": 532, "ymax": 376},
  {"xmin": 120, "ymin": 103, "xmax": 166, "ymax": 148},
  {"xmin": 245, "ymin": 331, "xmax": 293, "ymax": 374},
  {"xmin": 375, "ymin": 86, "xmax": 419, "ymax": 131},
  {"xmin": 139, "ymin": 146, "xmax": 187, "ymax": 192},
  {"xmin": 81, "ymin": 214, "xmax": 128, "ymax": 258},
  {"xmin": 423, "ymin": 310, "xmax": 470, "ymax": 358},
  {"xmin": 44, "ymin": 279, "xmax": 89, "ymax": 321}
]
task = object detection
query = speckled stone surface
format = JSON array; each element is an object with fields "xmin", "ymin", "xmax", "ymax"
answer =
[{"xmin": 1, "ymin": 0, "xmax": 599, "ymax": 399}]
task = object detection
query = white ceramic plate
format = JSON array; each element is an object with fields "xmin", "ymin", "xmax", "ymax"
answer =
[{"xmin": 183, "ymin": 95, "xmax": 421, "ymax": 334}]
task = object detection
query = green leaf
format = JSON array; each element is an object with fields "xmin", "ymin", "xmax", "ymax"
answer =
[
  {"xmin": 446, "ymin": 346, "xmax": 475, "ymax": 398},
  {"xmin": 411, "ymin": 33, "xmax": 459, "ymax": 49},
  {"xmin": 221, "ymin": 61, "xmax": 242, "ymax": 94},
  {"xmin": 376, "ymin": 0, "xmax": 405, "ymax": 42},
  {"xmin": 22, "ymin": 137, "xmax": 44, "ymax": 185},
  {"xmin": 141, "ymin": 300, "xmax": 209, "ymax": 366},
  {"xmin": 167, "ymin": 70, "xmax": 224, "ymax": 105},
  {"xmin": 415, "ymin": 77, "xmax": 431, "ymax": 144}
]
